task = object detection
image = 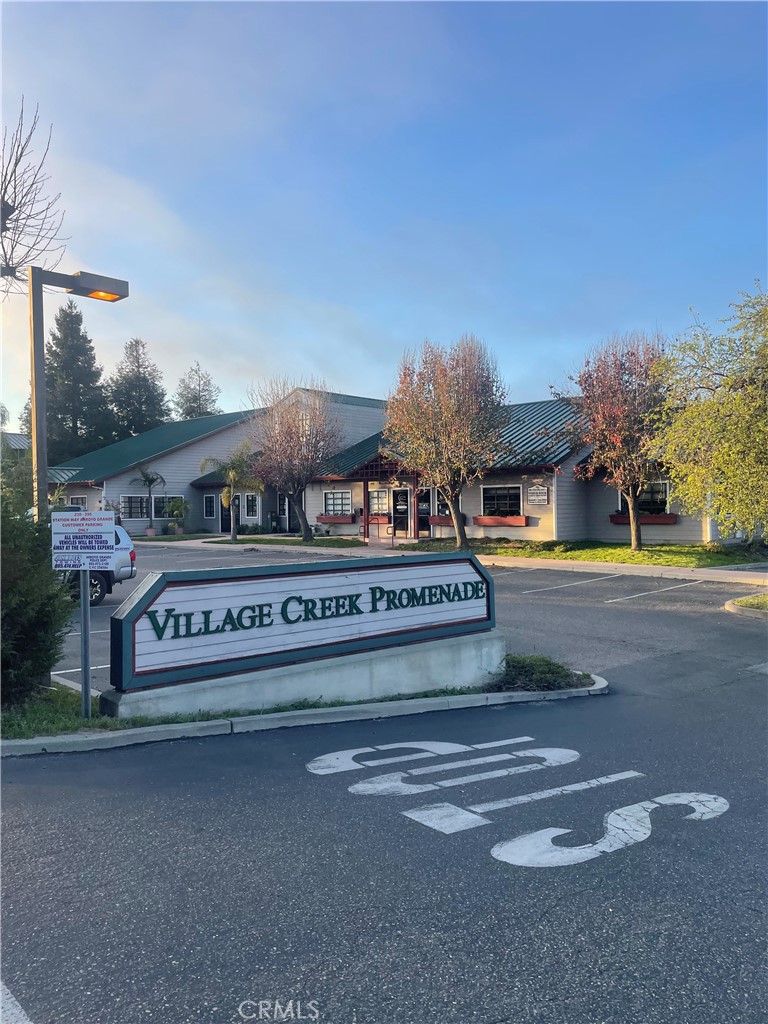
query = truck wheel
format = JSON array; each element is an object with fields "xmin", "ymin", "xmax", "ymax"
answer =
[{"xmin": 89, "ymin": 572, "xmax": 108, "ymax": 606}]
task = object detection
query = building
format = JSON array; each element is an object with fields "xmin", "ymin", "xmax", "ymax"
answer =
[{"xmin": 50, "ymin": 392, "xmax": 386, "ymax": 536}]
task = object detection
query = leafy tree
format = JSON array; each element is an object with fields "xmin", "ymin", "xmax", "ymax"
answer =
[
  {"xmin": 129, "ymin": 464, "xmax": 167, "ymax": 531},
  {"xmin": 200, "ymin": 440, "xmax": 262, "ymax": 542},
  {"xmin": 18, "ymin": 394, "xmax": 31, "ymax": 435},
  {"xmin": 1, "ymin": 98, "xmax": 66, "ymax": 294},
  {"xmin": 383, "ymin": 335, "xmax": 508, "ymax": 550},
  {"xmin": 1, "ymin": 473, "xmax": 72, "ymax": 707},
  {"xmin": 653, "ymin": 287, "xmax": 768, "ymax": 539},
  {"xmin": 554, "ymin": 331, "xmax": 666, "ymax": 552},
  {"xmin": 45, "ymin": 300, "xmax": 113, "ymax": 464},
  {"xmin": 250, "ymin": 379, "xmax": 343, "ymax": 543},
  {"xmin": 172, "ymin": 361, "xmax": 222, "ymax": 419},
  {"xmin": 108, "ymin": 337, "xmax": 170, "ymax": 438}
]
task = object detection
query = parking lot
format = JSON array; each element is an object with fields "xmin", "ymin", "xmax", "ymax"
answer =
[{"xmin": 54, "ymin": 542, "xmax": 765, "ymax": 696}]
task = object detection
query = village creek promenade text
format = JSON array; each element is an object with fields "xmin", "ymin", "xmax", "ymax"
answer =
[{"xmin": 146, "ymin": 581, "xmax": 487, "ymax": 641}]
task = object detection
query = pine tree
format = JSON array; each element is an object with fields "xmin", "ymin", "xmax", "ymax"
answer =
[
  {"xmin": 44, "ymin": 300, "xmax": 112, "ymax": 464},
  {"xmin": 172, "ymin": 361, "xmax": 222, "ymax": 419},
  {"xmin": 108, "ymin": 337, "xmax": 170, "ymax": 438}
]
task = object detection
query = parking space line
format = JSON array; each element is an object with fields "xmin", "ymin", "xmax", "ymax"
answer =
[
  {"xmin": 490, "ymin": 568, "xmax": 540, "ymax": 577},
  {"xmin": 605, "ymin": 580, "xmax": 703, "ymax": 603},
  {"xmin": 1, "ymin": 982, "xmax": 35, "ymax": 1024},
  {"xmin": 67, "ymin": 629, "xmax": 110, "ymax": 637},
  {"xmin": 54, "ymin": 665, "xmax": 111, "ymax": 674},
  {"xmin": 522, "ymin": 574, "xmax": 622, "ymax": 594}
]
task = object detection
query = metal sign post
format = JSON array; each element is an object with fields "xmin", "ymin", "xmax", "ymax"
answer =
[{"xmin": 51, "ymin": 512, "xmax": 115, "ymax": 718}]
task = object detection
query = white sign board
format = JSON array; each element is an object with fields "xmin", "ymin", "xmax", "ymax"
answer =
[
  {"xmin": 112, "ymin": 554, "xmax": 494, "ymax": 691},
  {"xmin": 527, "ymin": 485, "xmax": 549, "ymax": 505},
  {"xmin": 52, "ymin": 512, "xmax": 115, "ymax": 571}
]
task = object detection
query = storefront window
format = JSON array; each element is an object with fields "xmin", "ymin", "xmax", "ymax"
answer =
[{"xmin": 481, "ymin": 486, "xmax": 522, "ymax": 517}]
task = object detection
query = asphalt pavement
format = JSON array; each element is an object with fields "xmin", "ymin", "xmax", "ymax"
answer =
[{"xmin": 3, "ymin": 547, "xmax": 767, "ymax": 1024}]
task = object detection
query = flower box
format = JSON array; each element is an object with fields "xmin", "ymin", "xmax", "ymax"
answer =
[
  {"xmin": 473, "ymin": 515, "xmax": 529, "ymax": 527},
  {"xmin": 316, "ymin": 515, "xmax": 355, "ymax": 524},
  {"xmin": 366, "ymin": 515, "xmax": 390, "ymax": 525},
  {"xmin": 609, "ymin": 513, "xmax": 678, "ymax": 525},
  {"xmin": 428, "ymin": 514, "xmax": 465, "ymax": 526}
]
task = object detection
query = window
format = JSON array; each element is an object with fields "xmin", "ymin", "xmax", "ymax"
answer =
[
  {"xmin": 69, "ymin": 495, "xmax": 87, "ymax": 510},
  {"xmin": 435, "ymin": 493, "xmax": 456, "ymax": 517},
  {"xmin": 369, "ymin": 489, "xmax": 388, "ymax": 515},
  {"xmin": 621, "ymin": 481, "xmax": 669, "ymax": 515},
  {"xmin": 204, "ymin": 494, "xmax": 216, "ymax": 519},
  {"xmin": 482, "ymin": 486, "xmax": 522, "ymax": 517},
  {"xmin": 245, "ymin": 493, "xmax": 260, "ymax": 518},
  {"xmin": 324, "ymin": 491, "xmax": 352, "ymax": 516},
  {"xmin": 153, "ymin": 495, "xmax": 184, "ymax": 519},
  {"xmin": 121, "ymin": 495, "xmax": 149, "ymax": 519}
]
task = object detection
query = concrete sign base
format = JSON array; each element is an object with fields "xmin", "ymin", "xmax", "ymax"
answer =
[{"xmin": 99, "ymin": 629, "xmax": 506, "ymax": 719}]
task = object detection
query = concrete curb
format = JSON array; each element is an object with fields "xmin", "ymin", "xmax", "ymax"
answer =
[
  {"xmin": 1, "ymin": 677, "xmax": 608, "ymax": 756},
  {"xmin": 724, "ymin": 599, "xmax": 768, "ymax": 620}
]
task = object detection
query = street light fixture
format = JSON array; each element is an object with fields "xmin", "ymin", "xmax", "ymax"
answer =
[{"xmin": 28, "ymin": 265, "xmax": 129, "ymax": 521}]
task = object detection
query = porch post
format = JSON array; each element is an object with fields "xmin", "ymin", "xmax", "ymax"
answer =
[{"xmin": 363, "ymin": 479, "xmax": 369, "ymax": 541}]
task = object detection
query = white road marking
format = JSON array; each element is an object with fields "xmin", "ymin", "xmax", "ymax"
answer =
[
  {"xmin": 409, "ymin": 753, "xmax": 516, "ymax": 775},
  {"xmin": 306, "ymin": 741, "xmax": 473, "ymax": 775},
  {"xmin": 67, "ymin": 629, "xmax": 110, "ymax": 636},
  {"xmin": 401, "ymin": 771, "xmax": 644, "ymax": 834},
  {"xmin": 53, "ymin": 664, "xmax": 111, "ymax": 674},
  {"xmin": 1, "ymin": 982, "xmax": 34, "ymax": 1024},
  {"xmin": 491, "ymin": 792, "xmax": 729, "ymax": 868},
  {"xmin": 348, "ymin": 748, "xmax": 580, "ymax": 796},
  {"xmin": 468, "ymin": 771, "xmax": 645, "ymax": 813},
  {"xmin": 473, "ymin": 736, "xmax": 535, "ymax": 749},
  {"xmin": 522, "ymin": 574, "xmax": 622, "ymax": 594},
  {"xmin": 747, "ymin": 662, "xmax": 768, "ymax": 675},
  {"xmin": 604, "ymin": 580, "xmax": 703, "ymax": 603},
  {"xmin": 490, "ymin": 568, "xmax": 540, "ymax": 577}
]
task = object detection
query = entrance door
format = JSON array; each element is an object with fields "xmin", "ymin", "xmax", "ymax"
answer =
[
  {"xmin": 392, "ymin": 489, "xmax": 410, "ymax": 537},
  {"xmin": 220, "ymin": 494, "xmax": 241, "ymax": 534},
  {"xmin": 416, "ymin": 489, "xmax": 431, "ymax": 538}
]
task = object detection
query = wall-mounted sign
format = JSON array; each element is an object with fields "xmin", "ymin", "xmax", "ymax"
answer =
[
  {"xmin": 52, "ymin": 512, "xmax": 115, "ymax": 571},
  {"xmin": 527, "ymin": 485, "xmax": 549, "ymax": 505},
  {"xmin": 111, "ymin": 554, "xmax": 495, "ymax": 692}
]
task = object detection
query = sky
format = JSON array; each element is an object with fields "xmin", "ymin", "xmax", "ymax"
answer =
[{"xmin": 2, "ymin": 1, "xmax": 766, "ymax": 430}]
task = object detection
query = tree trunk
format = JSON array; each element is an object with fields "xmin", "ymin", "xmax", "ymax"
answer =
[
  {"xmin": 625, "ymin": 490, "xmax": 642, "ymax": 551},
  {"xmin": 230, "ymin": 502, "xmax": 237, "ymax": 543},
  {"xmin": 290, "ymin": 491, "xmax": 312, "ymax": 543},
  {"xmin": 446, "ymin": 492, "xmax": 470, "ymax": 550}
]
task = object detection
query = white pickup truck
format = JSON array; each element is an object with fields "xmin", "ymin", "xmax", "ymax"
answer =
[{"xmin": 63, "ymin": 524, "xmax": 137, "ymax": 606}]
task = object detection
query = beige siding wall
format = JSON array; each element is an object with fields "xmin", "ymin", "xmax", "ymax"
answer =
[
  {"xmin": 102, "ymin": 420, "xmax": 255, "ymax": 535},
  {"xmin": 462, "ymin": 472, "xmax": 556, "ymax": 541},
  {"xmin": 554, "ymin": 450, "xmax": 590, "ymax": 540},
  {"xmin": 57, "ymin": 483, "xmax": 103, "ymax": 511},
  {"xmin": 305, "ymin": 480, "xmax": 365, "ymax": 536},
  {"xmin": 585, "ymin": 477, "xmax": 708, "ymax": 543}
]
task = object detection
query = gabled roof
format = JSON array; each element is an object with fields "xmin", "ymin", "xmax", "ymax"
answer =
[
  {"xmin": 52, "ymin": 410, "xmax": 255, "ymax": 483},
  {"xmin": 319, "ymin": 399, "xmax": 580, "ymax": 479},
  {"xmin": 2, "ymin": 431, "xmax": 31, "ymax": 450},
  {"xmin": 298, "ymin": 389, "xmax": 386, "ymax": 410}
]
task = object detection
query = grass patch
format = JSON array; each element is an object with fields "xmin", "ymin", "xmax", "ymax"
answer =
[
  {"xmin": 399, "ymin": 538, "xmax": 767, "ymax": 568},
  {"xmin": 732, "ymin": 593, "xmax": 768, "ymax": 611},
  {"xmin": 2, "ymin": 656, "xmax": 593, "ymax": 740},
  {"xmin": 204, "ymin": 536, "xmax": 365, "ymax": 548},
  {"xmin": 484, "ymin": 654, "xmax": 591, "ymax": 692}
]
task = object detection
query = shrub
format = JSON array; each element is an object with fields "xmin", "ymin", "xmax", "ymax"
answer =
[
  {"xmin": 486, "ymin": 654, "xmax": 590, "ymax": 692},
  {"xmin": 1, "ymin": 506, "xmax": 72, "ymax": 707},
  {"xmin": 705, "ymin": 542, "xmax": 726, "ymax": 554}
]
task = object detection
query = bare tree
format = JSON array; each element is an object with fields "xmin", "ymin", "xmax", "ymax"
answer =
[
  {"xmin": 250, "ymin": 378, "xmax": 343, "ymax": 542},
  {"xmin": 1, "ymin": 99, "xmax": 66, "ymax": 293}
]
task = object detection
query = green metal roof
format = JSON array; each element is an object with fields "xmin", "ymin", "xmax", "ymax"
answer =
[
  {"xmin": 298, "ymin": 389, "xmax": 386, "ymax": 409},
  {"xmin": 190, "ymin": 469, "xmax": 227, "ymax": 488},
  {"xmin": 52, "ymin": 410, "xmax": 255, "ymax": 483},
  {"xmin": 321, "ymin": 399, "xmax": 581, "ymax": 478}
]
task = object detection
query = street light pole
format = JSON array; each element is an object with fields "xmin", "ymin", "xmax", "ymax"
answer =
[
  {"xmin": 28, "ymin": 266, "xmax": 48, "ymax": 522},
  {"xmin": 26, "ymin": 266, "xmax": 129, "ymax": 521}
]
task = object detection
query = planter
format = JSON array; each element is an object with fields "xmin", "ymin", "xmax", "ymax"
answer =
[
  {"xmin": 609, "ymin": 513, "xmax": 678, "ymax": 525},
  {"xmin": 472, "ymin": 515, "xmax": 529, "ymax": 527},
  {"xmin": 144, "ymin": 527, "xmax": 157, "ymax": 537},
  {"xmin": 170, "ymin": 525, "xmax": 185, "ymax": 535},
  {"xmin": 428, "ymin": 514, "xmax": 464, "ymax": 526},
  {"xmin": 316, "ymin": 515, "xmax": 355, "ymax": 524}
]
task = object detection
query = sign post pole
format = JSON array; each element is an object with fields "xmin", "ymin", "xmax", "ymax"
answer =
[{"xmin": 80, "ymin": 569, "xmax": 92, "ymax": 718}]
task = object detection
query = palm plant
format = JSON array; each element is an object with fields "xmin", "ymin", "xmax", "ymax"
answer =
[
  {"xmin": 129, "ymin": 464, "xmax": 167, "ymax": 530},
  {"xmin": 200, "ymin": 440, "xmax": 262, "ymax": 542}
]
